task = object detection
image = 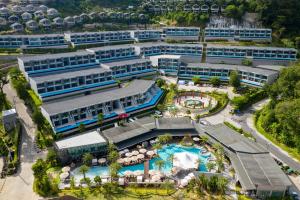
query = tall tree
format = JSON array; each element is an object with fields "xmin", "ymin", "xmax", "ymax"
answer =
[{"xmin": 229, "ymin": 70, "xmax": 241, "ymax": 89}]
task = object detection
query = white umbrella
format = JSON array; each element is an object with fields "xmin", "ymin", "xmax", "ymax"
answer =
[
  {"xmin": 131, "ymin": 156, "xmax": 138, "ymax": 161},
  {"xmin": 180, "ymin": 179, "xmax": 189, "ymax": 187},
  {"xmin": 188, "ymin": 173, "xmax": 195, "ymax": 179},
  {"xmin": 118, "ymin": 151, "xmax": 124, "ymax": 156},
  {"xmin": 137, "ymin": 154, "xmax": 145, "ymax": 159},
  {"xmin": 60, "ymin": 172, "xmax": 69, "ymax": 180},
  {"xmin": 123, "ymin": 157, "xmax": 130, "ymax": 163},
  {"xmin": 123, "ymin": 170, "xmax": 133, "ymax": 177},
  {"xmin": 146, "ymin": 151, "xmax": 155, "ymax": 157},
  {"xmin": 133, "ymin": 170, "xmax": 144, "ymax": 176},
  {"xmin": 98, "ymin": 158, "xmax": 106, "ymax": 164},
  {"xmin": 62, "ymin": 166, "xmax": 70, "ymax": 172},
  {"xmin": 123, "ymin": 149, "xmax": 129, "ymax": 153},
  {"xmin": 132, "ymin": 150, "xmax": 139, "ymax": 156},
  {"xmin": 117, "ymin": 158, "xmax": 124, "ymax": 164},
  {"xmin": 193, "ymin": 137, "xmax": 200, "ymax": 142},
  {"xmin": 139, "ymin": 148, "xmax": 147, "ymax": 154},
  {"xmin": 125, "ymin": 152, "xmax": 132, "ymax": 157}
]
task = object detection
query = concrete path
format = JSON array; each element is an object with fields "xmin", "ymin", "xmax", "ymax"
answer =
[{"xmin": 0, "ymin": 83, "xmax": 45, "ymax": 200}]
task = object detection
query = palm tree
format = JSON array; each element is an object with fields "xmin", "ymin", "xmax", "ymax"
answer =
[
  {"xmin": 82, "ymin": 153, "xmax": 93, "ymax": 166},
  {"xmin": 97, "ymin": 113, "xmax": 104, "ymax": 130},
  {"xmin": 94, "ymin": 175, "xmax": 102, "ymax": 190},
  {"xmin": 109, "ymin": 162, "xmax": 121, "ymax": 178},
  {"xmin": 152, "ymin": 142, "xmax": 162, "ymax": 151},
  {"xmin": 158, "ymin": 134, "xmax": 172, "ymax": 145},
  {"xmin": 155, "ymin": 159, "xmax": 165, "ymax": 171},
  {"xmin": 206, "ymin": 162, "xmax": 216, "ymax": 172},
  {"xmin": 79, "ymin": 164, "xmax": 89, "ymax": 180},
  {"xmin": 217, "ymin": 177, "xmax": 228, "ymax": 195},
  {"xmin": 200, "ymin": 135, "xmax": 209, "ymax": 145},
  {"xmin": 167, "ymin": 154, "xmax": 174, "ymax": 167}
]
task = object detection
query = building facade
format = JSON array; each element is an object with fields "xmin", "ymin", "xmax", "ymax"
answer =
[
  {"xmin": 149, "ymin": 54, "xmax": 182, "ymax": 75},
  {"xmin": 41, "ymin": 80, "xmax": 163, "ymax": 134},
  {"xmin": 130, "ymin": 29, "xmax": 162, "ymax": 41},
  {"xmin": 162, "ymin": 27, "xmax": 200, "ymax": 41}
]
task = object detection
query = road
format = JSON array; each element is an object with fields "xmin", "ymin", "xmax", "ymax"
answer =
[
  {"xmin": 0, "ymin": 83, "xmax": 45, "ymax": 200},
  {"xmin": 232, "ymin": 99, "xmax": 300, "ymax": 172}
]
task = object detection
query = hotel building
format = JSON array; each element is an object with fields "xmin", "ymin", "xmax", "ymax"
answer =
[
  {"xmin": 64, "ymin": 31, "xmax": 133, "ymax": 47},
  {"xmin": 130, "ymin": 30, "xmax": 162, "ymax": 42},
  {"xmin": 205, "ymin": 28, "xmax": 272, "ymax": 42},
  {"xmin": 178, "ymin": 63, "xmax": 280, "ymax": 87},
  {"xmin": 41, "ymin": 80, "xmax": 163, "ymax": 134},
  {"xmin": 162, "ymin": 27, "xmax": 200, "ymax": 41}
]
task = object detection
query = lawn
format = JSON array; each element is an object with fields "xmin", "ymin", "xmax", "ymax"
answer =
[
  {"xmin": 28, "ymin": 89, "xmax": 42, "ymax": 107},
  {"xmin": 255, "ymin": 114, "xmax": 300, "ymax": 162}
]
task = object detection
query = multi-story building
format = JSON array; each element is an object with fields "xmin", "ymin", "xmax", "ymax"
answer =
[
  {"xmin": 18, "ymin": 50, "xmax": 97, "ymax": 77},
  {"xmin": 178, "ymin": 63, "xmax": 280, "ymax": 87},
  {"xmin": 100, "ymin": 58, "xmax": 155, "ymax": 80},
  {"xmin": 134, "ymin": 42, "xmax": 203, "ymax": 57},
  {"xmin": 162, "ymin": 27, "xmax": 200, "ymax": 41},
  {"xmin": 149, "ymin": 55, "xmax": 182, "ymax": 75},
  {"xmin": 28, "ymin": 67, "xmax": 116, "ymax": 100},
  {"xmin": 64, "ymin": 31, "xmax": 133, "ymax": 47},
  {"xmin": 0, "ymin": 34, "xmax": 67, "ymax": 48},
  {"xmin": 130, "ymin": 29, "xmax": 162, "ymax": 41},
  {"xmin": 41, "ymin": 80, "xmax": 163, "ymax": 134},
  {"xmin": 204, "ymin": 27, "xmax": 272, "ymax": 42},
  {"xmin": 86, "ymin": 44, "xmax": 136, "ymax": 62},
  {"xmin": 206, "ymin": 44, "xmax": 297, "ymax": 66}
]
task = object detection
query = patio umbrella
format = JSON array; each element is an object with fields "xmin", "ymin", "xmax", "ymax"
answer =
[
  {"xmin": 131, "ymin": 150, "xmax": 139, "ymax": 156},
  {"xmin": 123, "ymin": 157, "xmax": 130, "ymax": 163},
  {"xmin": 125, "ymin": 152, "xmax": 132, "ymax": 157},
  {"xmin": 139, "ymin": 148, "xmax": 147, "ymax": 154},
  {"xmin": 193, "ymin": 137, "xmax": 200, "ymax": 142},
  {"xmin": 137, "ymin": 154, "xmax": 145, "ymax": 159},
  {"xmin": 60, "ymin": 172, "xmax": 69, "ymax": 180},
  {"xmin": 118, "ymin": 150, "xmax": 124, "ymax": 156},
  {"xmin": 180, "ymin": 179, "xmax": 188, "ymax": 187},
  {"xmin": 62, "ymin": 166, "xmax": 70, "ymax": 173},
  {"xmin": 133, "ymin": 170, "xmax": 144, "ymax": 176},
  {"xmin": 123, "ymin": 149, "xmax": 129, "ymax": 153},
  {"xmin": 146, "ymin": 151, "xmax": 155, "ymax": 157},
  {"xmin": 188, "ymin": 172, "xmax": 195, "ymax": 179},
  {"xmin": 98, "ymin": 158, "xmax": 106, "ymax": 164},
  {"xmin": 117, "ymin": 158, "xmax": 124, "ymax": 164},
  {"xmin": 131, "ymin": 156, "xmax": 138, "ymax": 162},
  {"xmin": 123, "ymin": 170, "xmax": 133, "ymax": 177}
]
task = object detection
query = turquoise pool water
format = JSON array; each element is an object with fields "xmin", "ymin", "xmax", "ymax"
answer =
[{"xmin": 72, "ymin": 144, "xmax": 210, "ymax": 181}]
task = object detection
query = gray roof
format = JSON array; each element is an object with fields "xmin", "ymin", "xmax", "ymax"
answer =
[
  {"xmin": 156, "ymin": 117, "xmax": 194, "ymax": 129},
  {"xmin": 87, "ymin": 44, "xmax": 134, "ymax": 52},
  {"xmin": 0, "ymin": 34, "xmax": 64, "ymax": 38},
  {"xmin": 135, "ymin": 42, "xmax": 203, "ymax": 48},
  {"xmin": 18, "ymin": 50, "xmax": 94, "ymax": 62},
  {"xmin": 30, "ymin": 66, "xmax": 111, "ymax": 83},
  {"xmin": 255, "ymin": 65, "xmax": 285, "ymax": 72},
  {"xmin": 42, "ymin": 80, "xmax": 155, "ymax": 115},
  {"xmin": 163, "ymin": 26, "xmax": 200, "ymax": 30},
  {"xmin": 185, "ymin": 63, "xmax": 279, "ymax": 76},
  {"xmin": 55, "ymin": 130, "xmax": 106, "ymax": 150},
  {"xmin": 205, "ymin": 27, "xmax": 271, "ymax": 31},
  {"xmin": 206, "ymin": 44, "xmax": 297, "ymax": 51},
  {"xmin": 232, "ymin": 152, "xmax": 292, "ymax": 190},
  {"xmin": 65, "ymin": 30, "xmax": 131, "ymax": 36},
  {"xmin": 101, "ymin": 58, "xmax": 150, "ymax": 68}
]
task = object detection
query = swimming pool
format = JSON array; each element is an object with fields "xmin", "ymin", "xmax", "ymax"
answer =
[{"xmin": 72, "ymin": 144, "xmax": 210, "ymax": 181}]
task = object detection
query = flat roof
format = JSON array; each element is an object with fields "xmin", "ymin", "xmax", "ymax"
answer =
[
  {"xmin": 30, "ymin": 66, "xmax": 111, "ymax": 83},
  {"xmin": 18, "ymin": 50, "xmax": 94, "ymax": 62},
  {"xmin": 101, "ymin": 58, "xmax": 150, "ymax": 68},
  {"xmin": 185, "ymin": 63, "xmax": 278, "ymax": 76},
  {"xmin": 42, "ymin": 80, "xmax": 155, "ymax": 115},
  {"xmin": 205, "ymin": 27, "xmax": 271, "ymax": 31},
  {"xmin": 132, "ymin": 29, "xmax": 162, "ymax": 32},
  {"xmin": 163, "ymin": 26, "xmax": 200, "ymax": 30},
  {"xmin": 149, "ymin": 55, "xmax": 182, "ymax": 59},
  {"xmin": 65, "ymin": 30, "xmax": 131, "ymax": 36},
  {"xmin": 255, "ymin": 65, "xmax": 285, "ymax": 72},
  {"xmin": 55, "ymin": 130, "xmax": 106, "ymax": 150},
  {"xmin": 206, "ymin": 44, "xmax": 297, "ymax": 51},
  {"xmin": 156, "ymin": 117, "xmax": 194, "ymax": 129},
  {"xmin": 135, "ymin": 42, "xmax": 203, "ymax": 48},
  {"xmin": 87, "ymin": 44, "xmax": 134, "ymax": 52},
  {"xmin": 0, "ymin": 34, "xmax": 64, "ymax": 38}
]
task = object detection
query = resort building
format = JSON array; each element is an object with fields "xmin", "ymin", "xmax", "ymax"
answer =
[
  {"xmin": 55, "ymin": 130, "xmax": 107, "ymax": 161},
  {"xmin": 64, "ymin": 31, "xmax": 133, "ymax": 47},
  {"xmin": 149, "ymin": 54, "xmax": 182, "ymax": 75},
  {"xmin": 178, "ymin": 63, "xmax": 280, "ymax": 87},
  {"xmin": 18, "ymin": 50, "xmax": 97, "ymax": 77},
  {"xmin": 206, "ymin": 44, "xmax": 297, "ymax": 66},
  {"xmin": 205, "ymin": 27, "xmax": 272, "ymax": 42},
  {"xmin": 134, "ymin": 42, "xmax": 203, "ymax": 57},
  {"xmin": 100, "ymin": 58, "xmax": 155, "ymax": 80},
  {"xmin": 130, "ymin": 29, "xmax": 162, "ymax": 41},
  {"xmin": 162, "ymin": 27, "xmax": 200, "ymax": 41},
  {"xmin": 28, "ymin": 67, "xmax": 116, "ymax": 100},
  {"xmin": 40, "ymin": 80, "xmax": 163, "ymax": 134},
  {"xmin": 86, "ymin": 45, "xmax": 137, "ymax": 62}
]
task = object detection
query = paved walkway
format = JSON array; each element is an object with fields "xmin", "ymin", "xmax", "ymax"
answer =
[{"xmin": 0, "ymin": 83, "xmax": 45, "ymax": 200}]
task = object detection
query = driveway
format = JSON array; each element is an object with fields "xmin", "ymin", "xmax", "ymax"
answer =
[{"xmin": 0, "ymin": 83, "xmax": 45, "ymax": 200}]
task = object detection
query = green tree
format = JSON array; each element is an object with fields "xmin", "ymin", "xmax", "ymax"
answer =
[
  {"xmin": 32, "ymin": 159, "xmax": 47, "ymax": 179},
  {"xmin": 158, "ymin": 134, "xmax": 172, "ymax": 145},
  {"xmin": 79, "ymin": 165, "xmax": 89, "ymax": 180},
  {"xmin": 206, "ymin": 162, "xmax": 216, "ymax": 172},
  {"xmin": 46, "ymin": 149, "xmax": 59, "ymax": 167},
  {"xmin": 229, "ymin": 70, "xmax": 241, "ymax": 89},
  {"xmin": 155, "ymin": 159, "xmax": 165, "ymax": 171},
  {"xmin": 200, "ymin": 135, "xmax": 209, "ymax": 145},
  {"xmin": 161, "ymin": 179, "xmax": 174, "ymax": 195},
  {"xmin": 209, "ymin": 77, "xmax": 221, "ymax": 87},
  {"xmin": 32, "ymin": 110, "xmax": 45, "ymax": 130},
  {"xmin": 82, "ymin": 153, "xmax": 93, "ymax": 166},
  {"xmin": 94, "ymin": 175, "xmax": 102, "ymax": 189},
  {"xmin": 0, "ymin": 70, "xmax": 9, "ymax": 94},
  {"xmin": 78, "ymin": 123, "xmax": 85, "ymax": 133},
  {"xmin": 192, "ymin": 76, "xmax": 201, "ymax": 85},
  {"xmin": 97, "ymin": 113, "xmax": 104, "ymax": 130}
]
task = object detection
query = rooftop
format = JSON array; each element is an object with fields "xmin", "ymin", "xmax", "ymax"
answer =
[
  {"xmin": 87, "ymin": 44, "xmax": 134, "ymax": 52},
  {"xmin": 206, "ymin": 44, "xmax": 297, "ymax": 51},
  {"xmin": 30, "ymin": 66, "xmax": 111, "ymax": 83},
  {"xmin": 101, "ymin": 58, "xmax": 150, "ymax": 68},
  {"xmin": 135, "ymin": 42, "xmax": 203, "ymax": 48},
  {"xmin": 41, "ymin": 80, "xmax": 155, "ymax": 115},
  {"xmin": 55, "ymin": 130, "xmax": 106, "ymax": 150}
]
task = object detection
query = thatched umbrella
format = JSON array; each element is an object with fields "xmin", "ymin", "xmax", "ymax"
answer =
[
  {"xmin": 131, "ymin": 150, "xmax": 139, "ymax": 156},
  {"xmin": 117, "ymin": 158, "xmax": 124, "ymax": 164},
  {"xmin": 139, "ymin": 148, "xmax": 147, "ymax": 154},
  {"xmin": 125, "ymin": 152, "xmax": 132, "ymax": 157}
]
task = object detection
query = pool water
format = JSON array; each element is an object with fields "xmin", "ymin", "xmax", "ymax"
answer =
[{"xmin": 72, "ymin": 144, "xmax": 210, "ymax": 181}]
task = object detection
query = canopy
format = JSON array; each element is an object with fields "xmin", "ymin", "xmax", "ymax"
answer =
[{"xmin": 173, "ymin": 152, "xmax": 199, "ymax": 170}]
